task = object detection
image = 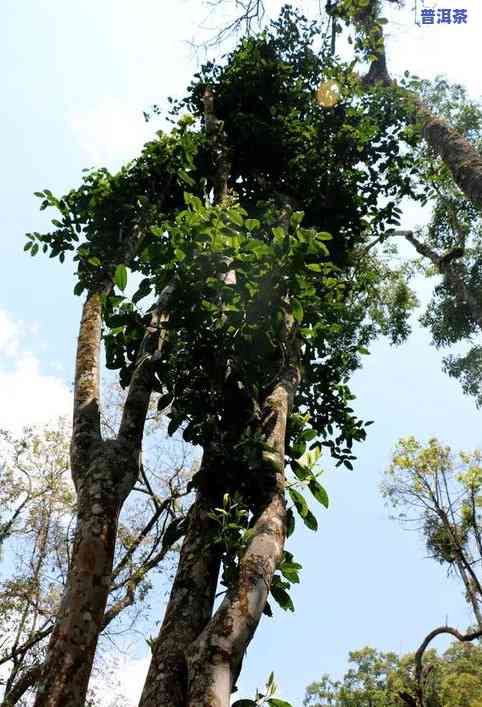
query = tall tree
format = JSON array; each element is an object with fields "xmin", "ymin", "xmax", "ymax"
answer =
[
  {"xmin": 24, "ymin": 121, "xmax": 203, "ymax": 706},
  {"xmin": 24, "ymin": 2, "xmax": 482, "ymax": 704},
  {"xmin": 383, "ymin": 437, "xmax": 482, "ymax": 630}
]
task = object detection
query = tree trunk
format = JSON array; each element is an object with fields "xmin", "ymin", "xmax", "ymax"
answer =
[
  {"xmin": 34, "ymin": 441, "xmax": 136, "ymax": 707},
  {"xmin": 414, "ymin": 99, "xmax": 482, "ymax": 212},
  {"xmin": 185, "ymin": 362, "xmax": 300, "ymax": 707},
  {"xmin": 33, "ymin": 282, "xmax": 168, "ymax": 706},
  {"xmin": 137, "ymin": 491, "xmax": 222, "ymax": 707},
  {"xmin": 356, "ymin": 1, "xmax": 482, "ymax": 212}
]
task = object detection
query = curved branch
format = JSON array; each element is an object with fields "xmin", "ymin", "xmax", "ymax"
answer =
[{"xmin": 414, "ymin": 625, "xmax": 482, "ymax": 705}]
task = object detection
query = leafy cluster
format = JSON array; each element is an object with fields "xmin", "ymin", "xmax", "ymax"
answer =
[{"xmin": 304, "ymin": 643, "xmax": 482, "ymax": 707}]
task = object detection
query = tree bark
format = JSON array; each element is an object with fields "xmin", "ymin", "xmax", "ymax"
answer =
[
  {"xmin": 2, "ymin": 665, "xmax": 43, "ymax": 707},
  {"xmin": 184, "ymin": 362, "xmax": 301, "ymax": 707},
  {"xmin": 33, "ymin": 449, "xmax": 131, "ymax": 707},
  {"xmin": 414, "ymin": 99, "xmax": 482, "ymax": 212},
  {"xmin": 137, "ymin": 491, "xmax": 222, "ymax": 707}
]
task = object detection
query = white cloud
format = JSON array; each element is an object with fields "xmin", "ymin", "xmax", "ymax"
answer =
[
  {"xmin": 0, "ymin": 309, "xmax": 71, "ymax": 432},
  {"xmin": 0, "ymin": 310, "xmax": 22, "ymax": 357},
  {"xmin": 70, "ymin": 98, "xmax": 155, "ymax": 171}
]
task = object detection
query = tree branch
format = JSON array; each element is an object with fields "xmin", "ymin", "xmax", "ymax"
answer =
[
  {"xmin": 414, "ymin": 625, "xmax": 482, "ymax": 705},
  {"xmin": 117, "ymin": 281, "xmax": 175, "ymax": 448},
  {"xmin": 356, "ymin": 1, "xmax": 482, "ymax": 210},
  {"xmin": 2, "ymin": 664, "xmax": 43, "ymax": 707}
]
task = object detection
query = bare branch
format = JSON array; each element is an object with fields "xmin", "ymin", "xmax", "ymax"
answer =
[{"xmin": 202, "ymin": 0, "xmax": 265, "ymax": 46}]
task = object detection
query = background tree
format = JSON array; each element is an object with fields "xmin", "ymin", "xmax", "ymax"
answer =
[
  {"xmin": 395, "ymin": 78, "xmax": 482, "ymax": 406},
  {"xmin": 0, "ymin": 396, "xmax": 191, "ymax": 706},
  {"xmin": 304, "ymin": 641, "xmax": 482, "ymax": 707},
  {"xmin": 383, "ymin": 437, "xmax": 482, "ymax": 630}
]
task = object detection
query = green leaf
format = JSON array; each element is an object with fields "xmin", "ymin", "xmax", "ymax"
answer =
[
  {"xmin": 306, "ymin": 263, "xmax": 322, "ymax": 272},
  {"xmin": 232, "ymin": 701, "xmax": 257, "ymax": 707},
  {"xmin": 229, "ymin": 210, "xmax": 244, "ymax": 227},
  {"xmin": 292, "ymin": 460, "xmax": 310, "ymax": 482},
  {"xmin": 245, "ymin": 218, "xmax": 260, "ymax": 231},
  {"xmin": 292, "ymin": 299, "xmax": 304, "ymax": 323},
  {"xmin": 263, "ymin": 600, "xmax": 273, "ymax": 617},
  {"xmin": 288, "ymin": 487, "xmax": 308, "ymax": 517},
  {"xmin": 189, "ymin": 195, "xmax": 203, "ymax": 211},
  {"xmin": 303, "ymin": 509, "xmax": 318, "ymax": 531},
  {"xmin": 272, "ymin": 226, "xmax": 285, "ymax": 240},
  {"xmin": 309, "ymin": 479, "xmax": 329, "ymax": 508},
  {"xmin": 286, "ymin": 507, "xmax": 295, "ymax": 538},
  {"xmin": 268, "ymin": 700, "xmax": 294, "ymax": 707},
  {"xmin": 114, "ymin": 264, "xmax": 128, "ymax": 291},
  {"xmin": 24, "ymin": 241, "xmax": 32, "ymax": 251},
  {"xmin": 280, "ymin": 566, "xmax": 300, "ymax": 583},
  {"xmin": 179, "ymin": 169, "xmax": 195, "ymax": 186},
  {"xmin": 157, "ymin": 393, "xmax": 173, "ymax": 412},
  {"xmin": 290, "ymin": 211, "xmax": 304, "ymax": 227},
  {"xmin": 270, "ymin": 583, "xmax": 294, "ymax": 612}
]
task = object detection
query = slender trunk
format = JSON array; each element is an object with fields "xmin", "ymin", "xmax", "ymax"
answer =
[
  {"xmin": 456, "ymin": 559, "xmax": 482, "ymax": 630},
  {"xmin": 34, "ymin": 441, "xmax": 136, "ymax": 707},
  {"xmin": 185, "ymin": 362, "xmax": 300, "ymax": 707},
  {"xmin": 138, "ymin": 492, "xmax": 222, "ymax": 707},
  {"xmin": 470, "ymin": 486, "xmax": 482, "ymax": 566}
]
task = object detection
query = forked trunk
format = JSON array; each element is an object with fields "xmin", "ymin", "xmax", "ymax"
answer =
[
  {"xmin": 138, "ymin": 492, "xmax": 222, "ymax": 707},
  {"xmin": 34, "ymin": 442, "xmax": 135, "ymax": 707},
  {"xmin": 34, "ymin": 283, "xmax": 166, "ymax": 705},
  {"xmin": 185, "ymin": 363, "xmax": 300, "ymax": 707}
]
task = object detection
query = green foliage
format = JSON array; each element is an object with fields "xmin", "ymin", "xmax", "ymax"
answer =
[
  {"xmin": 233, "ymin": 671, "xmax": 293, "ymax": 707},
  {"xmin": 26, "ymin": 7, "xmax": 420, "ymax": 620},
  {"xmin": 304, "ymin": 642, "xmax": 482, "ymax": 707},
  {"xmin": 383, "ymin": 437, "xmax": 482, "ymax": 624}
]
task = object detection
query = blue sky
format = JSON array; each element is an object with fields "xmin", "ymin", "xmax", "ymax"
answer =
[{"xmin": 1, "ymin": 0, "xmax": 482, "ymax": 703}]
